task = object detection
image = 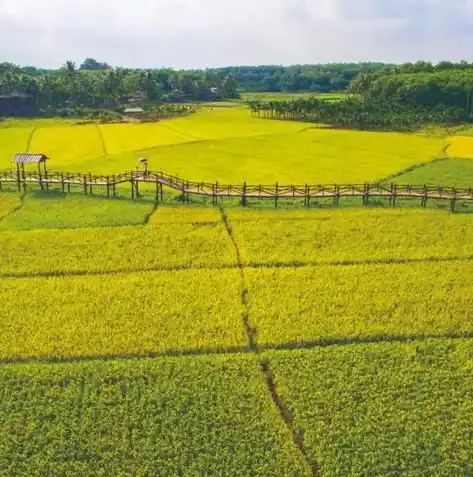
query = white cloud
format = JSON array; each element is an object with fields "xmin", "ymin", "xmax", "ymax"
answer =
[{"xmin": 1, "ymin": 0, "xmax": 473, "ymax": 68}]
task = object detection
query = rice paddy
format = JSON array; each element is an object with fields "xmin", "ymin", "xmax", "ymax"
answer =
[{"xmin": 1, "ymin": 105, "xmax": 473, "ymax": 475}]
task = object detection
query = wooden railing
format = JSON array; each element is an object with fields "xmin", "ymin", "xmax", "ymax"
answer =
[{"xmin": 0, "ymin": 169, "xmax": 472, "ymax": 210}]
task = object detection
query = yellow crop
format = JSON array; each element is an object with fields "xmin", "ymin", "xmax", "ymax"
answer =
[
  {"xmin": 0, "ymin": 269, "xmax": 245, "ymax": 360},
  {"xmin": 247, "ymin": 261, "xmax": 473, "ymax": 347},
  {"xmin": 448, "ymin": 136, "xmax": 473, "ymax": 158},
  {"xmin": 29, "ymin": 125, "xmax": 104, "ymax": 167},
  {"xmin": 0, "ymin": 127, "xmax": 33, "ymax": 168},
  {"xmin": 0, "ymin": 108, "xmax": 446, "ymax": 182},
  {"xmin": 0, "ymin": 222, "xmax": 236, "ymax": 275},
  {"xmin": 226, "ymin": 208, "xmax": 473, "ymax": 265}
]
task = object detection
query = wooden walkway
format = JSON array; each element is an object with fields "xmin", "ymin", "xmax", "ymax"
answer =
[{"xmin": 1, "ymin": 169, "xmax": 472, "ymax": 210}]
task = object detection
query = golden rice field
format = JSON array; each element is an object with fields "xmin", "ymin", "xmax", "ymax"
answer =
[
  {"xmin": 2, "ymin": 107, "xmax": 473, "ymax": 476},
  {"xmin": 0, "ymin": 107, "xmax": 463, "ymax": 184}
]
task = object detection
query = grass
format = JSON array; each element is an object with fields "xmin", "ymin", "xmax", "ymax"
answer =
[
  {"xmin": 0, "ymin": 354, "xmax": 309, "ymax": 476},
  {"xmin": 267, "ymin": 340, "xmax": 473, "ymax": 476},
  {"xmin": 0, "ymin": 192, "xmax": 155, "ymax": 230},
  {"xmin": 0, "ymin": 269, "xmax": 245, "ymax": 360}
]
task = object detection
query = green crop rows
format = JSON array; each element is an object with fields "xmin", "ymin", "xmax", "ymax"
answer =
[
  {"xmin": 266, "ymin": 340, "xmax": 473, "ymax": 476},
  {"xmin": 2, "ymin": 107, "xmax": 473, "ymax": 474},
  {"xmin": 0, "ymin": 355, "xmax": 309, "ymax": 477}
]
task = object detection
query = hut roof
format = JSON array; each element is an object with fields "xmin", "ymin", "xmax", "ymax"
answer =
[{"xmin": 13, "ymin": 153, "xmax": 48, "ymax": 164}]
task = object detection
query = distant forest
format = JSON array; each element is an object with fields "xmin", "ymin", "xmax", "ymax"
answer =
[
  {"xmin": 247, "ymin": 61, "xmax": 473, "ymax": 130},
  {"xmin": 2, "ymin": 58, "xmax": 473, "ymax": 120}
]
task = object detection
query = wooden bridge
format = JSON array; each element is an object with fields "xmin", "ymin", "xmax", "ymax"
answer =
[{"xmin": 0, "ymin": 168, "xmax": 472, "ymax": 210}]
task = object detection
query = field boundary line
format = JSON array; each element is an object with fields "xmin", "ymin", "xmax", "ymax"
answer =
[
  {"xmin": 25, "ymin": 127, "xmax": 36, "ymax": 152},
  {"xmin": 220, "ymin": 206, "xmax": 319, "ymax": 477},
  {"xmin": 1, "ymin": 254, "xmax": 472, "ymax": 281},
  {"xmin": 105, "ymin": 127, "xmax": 311, "ymax": 157},
  {"xmin": 4, "ymin": 334, "xmax": 473, "ymax": 367},
  {"xmin": 378, "ymin": 156, "xmax": 450, "ymax": 183},
  {"xmin": 0, "ymin": 192, "xmax": 27, "ymax": 224},
  {"xmin": 97, "ymin": 125, "xmax": 108, "ymax": 155}
]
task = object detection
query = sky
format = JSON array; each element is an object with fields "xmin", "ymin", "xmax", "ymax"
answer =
[{"xmin": 1, "ymin": 0, "xmax": 473, "ymax": 69}]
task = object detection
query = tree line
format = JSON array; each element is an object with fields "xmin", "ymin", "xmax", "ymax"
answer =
[
  {"xmin": 0, "ymin": 60, "xmax": 239, "ymax": 113},
  {"xmin": 350, "ymin": 69, "xmax": 473, "ymax": 113}
]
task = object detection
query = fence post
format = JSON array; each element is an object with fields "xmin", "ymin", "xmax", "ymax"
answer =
[
  {"xmin": 155, "ymin": 177, "xmax": 160, "ymax": 203},
  {"xmin": 89, "ymin": 173, "xmax": 93, "ymax": 195},
  {"xmin": 131, "ymin": 175, "xmax": 135, "ymax": 200},
  {"xmin": 275, "ymin": 182, "xmax": 279, "ymax": 208},
  {"xmin": 422, "ymin": 184, "xmax": 428, "ymax": 208},
  {"xmin": 67, "ymin": 173, "xmax": 71, "ymax": 193},
  {"xmin": 83, "ymin": 176, "xmax": 88, "ymax": 195},
  {"xmin": 451, "ymin": 188, "xmax": 457, "ymax": 213},
  {"xmin": 242, "ymin": 181, "xmax": 247, "ymax": 207},
  {"xmin": 61, "ymin": 173, "xmax": 65, "ymax": 194},
  {"xmin": 107, "ymin": 176, "xmax": 110, "ymax": 198}
]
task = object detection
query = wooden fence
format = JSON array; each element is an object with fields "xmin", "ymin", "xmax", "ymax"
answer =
[{"xmin": 0, "ymin": 169, "xmax": 472, "ymax": 210}]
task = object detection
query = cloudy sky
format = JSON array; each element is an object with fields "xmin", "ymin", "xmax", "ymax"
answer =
[{"xmin": 1, "ymin": 0, "xmax": 473, "ymax": 68}]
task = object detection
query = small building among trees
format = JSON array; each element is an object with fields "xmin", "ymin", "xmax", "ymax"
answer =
[{"xmin": 0, "ymin": 92, "xmax": 38, "ymax": 117}]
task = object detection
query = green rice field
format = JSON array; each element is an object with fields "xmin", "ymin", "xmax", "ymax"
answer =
[{"xmin": 1, "ymin": 106, "xmax": 473, "ymax": 475}]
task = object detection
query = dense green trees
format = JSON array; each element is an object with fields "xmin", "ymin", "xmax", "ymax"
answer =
[
  {"xmin": 350, "ymin": 69, "xmax": 473, "ymax": 113},
  {"xmin": 247, "ymin": 61, "xmax": 473, "ymax": 131},
  {"xmin": 0, "ymin": 61, "xmax": 239, "ymax": 114},
  {"xmin": 248, "ymin": 98, "xmax": 470, "ymax": 131},
  {"xmin": 212, "ymin": 63, "xmax": 388, "ymax": 92}
]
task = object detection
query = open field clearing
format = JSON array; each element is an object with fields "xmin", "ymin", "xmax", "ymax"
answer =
[
  {"xmin": 0, "ymin": 355, "xmax": 309, "ymax": 477},
  {"xmin": 0, "ymin": 269, "xmax": 245, "ymax": 360},
  {"xmin": 247, "ymin": 261, "xmax": 473, "ymax": 347},
  {"xmin": 0, "ymin": 221, "xmax": 235, "ymax": 275},
  {"xmin": 227, "ymin": 208, "xmax": 473, "ymax": 265},
  {"xmin": 0, "ymin": 127, "xmax": 32, "ymax": 167},
  {"xmin": 266, "ymin": 340, "xmax": 473, "ymax": 476},
  {"xmin": 28, "ymin": 125, "xmax": 105, "ymax": 166},
  {"xmin": 0, "ymin": 193, "xmax": 155, "ymax": 230}
]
